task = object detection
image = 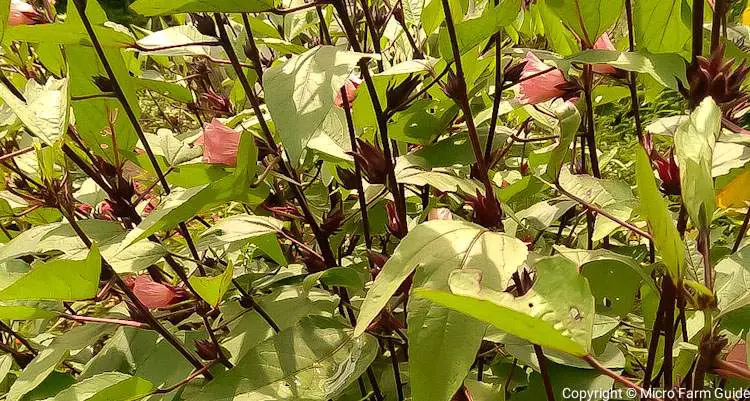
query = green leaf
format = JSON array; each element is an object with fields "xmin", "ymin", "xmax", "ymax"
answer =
[
  {"xmin": 564, "ymin": 50, "xmax": 688, "ymax": 90},
  {"xmin": 0, "ymin": 0, "xmax": 8, "ymax": 42},
  {"xmin": 674, "ymin": 97, "xmax": 722, "ymax": 230},
  {"xmin": 264, "ymin": 46, "xmax": 370, "ymax": 166},
  {"xmin": 355, "ymin": 220, "xmax": 528, "ymax": 335},
  {"xmin": 635, "ymin": 147, "xmax": 685, "ymax": 283},
  {"xmin": 221, "ymin": 286, "xmax": 339, "ymax": 363},
  {"xmin": 302, "ymin": 267, "xmax": 363, "ymax": 292},
  {"xmin": 135, "ymin": 25, "xmax": 216, "ymax": 57},
  {"xmin": 634, "ymin": 0, "xmax": 690, "ymax": 53},
  {"xmin": 0, "ymin": 220, "xmax": 165, "ymax": 274},
  {"xmin": 189, "ymin": 261, "xmax": 234, "ymax": 306},
  {"xmin": 415, "ymin": 255, "xmax": 595, "ymax": 357},
  {"xmin": 355, "ymin": 220, "xmax": 527, "ymax": 401},
  {"xmin": 8, "ymin": 324, "xmax": 114, "ymax": 401},
  {"xmin": 715, "ymin": 245, "xmax": 750, "ymax": 317},
  {"xmin": 5, "ymin": 0, "xmax": 134, "ymax": 46},
  {"xmin": 0, "ymin": 76, "xmax": 69, "ymax": 145},
  {"xmin": 193, "ymin": 316, "xmax": 378, "ymax": 401},
  {"xmin": 196, "ymin": 214, "xmax": 284, "ymax": 251},
  {"xmin": 131, "ymin": 0, "xmax": 277, "ymax": 16},
  {"xmin": 50, "ymin": 372, "xmax": 154, "ymax": 401},
  {"xmin": 438, "ymin": 0, "xmax": 521, "ymax": 62},
  {"xmin": 546, "ymin": 0, "xmax": 623, "ymax": 44},
  {"xmin": 122, "ymin": 134, "xmax": 266, "ymax": 248},
  {"xmin": 546, "ymin": 101, "xmax": 581, "ymax": 180},
  {"xmin": 0, "ymin": 244, "xmax": 101, "ymax": 301},
  {"xmin": 0, "ymin": 305, "xmax": 57, "ymax": 320}
]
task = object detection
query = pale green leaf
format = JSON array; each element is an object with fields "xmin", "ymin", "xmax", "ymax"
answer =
[
  {"xmin": 674, "ymin": 97, "xmax": 722, "ymax": 230},
  {"xmin": 634, "ymin": 0, "xmax": 690, "ymax": 53},
  {"xmin": 635, "ymin": 147, "xmax": 685, "ymax": 282},
  {"xmin": 0, "ymin": 77, "xmax": 69, "ymax": 145},
  {"xmin": 0, "ymin": 244, "xmax": 101, "ymax": 301},
  {"xmin": 49, "ymin": 372, "xmax": 154, "ymax": 401},
  {"xmin": 192, "ymin": 316, "xmax": 378, "ymax": 401},
  {"xmin": 415, "ymin": 255, "xmax": 595, "ymax": 357},
  {"xmin": 546, "ymin": 0, "xmax": 623, "ymax": 44},
  {"xmin": 264, "ymin": 46, "xmax": 370, "ymax": 166},
  {"xmin": 189, "ymin": 261, "xmax": 234, "ymax": 306}
]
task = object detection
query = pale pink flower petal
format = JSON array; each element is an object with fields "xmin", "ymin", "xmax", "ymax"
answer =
[
  {"xmin": 131, "ymin": 275, "xmax": 176, "ymax": 309},
  {"xmin": 517, "ymin": 52, "xmax": 568, "ymax": 105},
  {"xmin": 334, "ymin": 77, "xmax": 362, "ymax": 108},
  {"xmin": 428, "ymin": 207, "xmax": 453, "ymax": 220},
  {"xmin": 592, "ymin": 33, "xmax": 619, "ymax": 75},
  {"xmin": 9, "ymin": 0, "xmax": 42, "ymax": 25},
  {"xmin": 197, "ymin": 118, "xmax": 241, "ymax": 166}
]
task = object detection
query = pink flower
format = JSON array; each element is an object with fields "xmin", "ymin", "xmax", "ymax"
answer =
[
  {"xmin": 334, "ymin": 77, "xmax": 361, "ymax": 108},
  {"xmin": 126, "ymin": 275, "xmax": 185, "ymax": 309},
  {"xmin": 592, "ymin": 33, "xmax": 619, "ymax": 76},
  {"xmin": 9, "ymin": 0, "xmax": 44, "ymax": 26},
  {"xmin": 516, "ymin": 52, "xmax": 570, "ymax": 105},
  {"xmin": 196, "ymin": 118, "xmax": 240, "ymax": 166}
]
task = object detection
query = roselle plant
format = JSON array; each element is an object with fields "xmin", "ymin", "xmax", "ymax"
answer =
[{"xmin": 0, "ymin": 0, "xmax": 748, "ymax": 399}]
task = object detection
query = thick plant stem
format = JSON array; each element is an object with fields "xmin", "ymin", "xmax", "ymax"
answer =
[
  {"xmin": 692, "ymin": 0, "xmax": 704, "ymax": 67},
  {"xmin": 643, "ymin": 289, "xmax": 666, "ymax": 388},
  {"xmin": 581, "ymin": 65, "xmax": 600, "ymax": 179},
  {"xmin": 213, "ymin": 13, "xmax": 337, "ymax": 267},
  {"xmin": 534, "ymin": 345, "xmax": 556, "ymax": 401},
  {"xmin": 711, "ymin": 0, "xmax": 726, "ymax": 52},
  {"xmin": 699, "ymin": 229, "xmax": 713, "ymax": 290},
  {"xmin": 60, "ymin": 209, "xmax": 211, "ymax": 379},
  {"xmin": 241, "ymin": 14, "xmax": 265, "ymax": 84},
  {"xmin": 623, "ymin": 0, "xmax": 644, "ymax": 145},
  {"xmin": 485, "ymin": 30, "xmax": 504, "ymax": 162},
  {"xmin": 732, "ymin": 208, "xmax": 750, "ymax": 252},
  {"xmin": 331, "ymin": 0, "xmax": 409, "ymax": 238},
  {"xmin": 387, "ymin": 340, "xmax": 404, "ymax": 401},
  {"xmin": 358, "ymin": 0, "xmax": 384, "ymax": 72},
  {"xmin": 341, "ymin": 88, "xmax": 373, "ymax": 249},
  {"xmin": 440, "ymin": 0, "xmax": 502, "ymax": 228},
  {"xmin": 662, "ymin": 278, "xmax": 677, "ymax": 388}
]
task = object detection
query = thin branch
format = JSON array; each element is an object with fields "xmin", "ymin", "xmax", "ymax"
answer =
[
  {"xmin": 60, "ymin": 313, "xmax": 151, "ymax": 329},
  {"xmin": 583, "ymin": 355, "xmax": 664, "ymax": 401}
]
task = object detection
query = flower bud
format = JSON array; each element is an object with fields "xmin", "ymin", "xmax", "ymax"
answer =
[
  {"xmin": 336, "ymin": 166, "xmax": 359, "ymax": 190},
  {"xmin": 465, "ymin": 190, "xmax": 502, "ymax": 229},
  {"xmin": 441, "ymin": 71, "xmax": 466, "ymax": 102},
  {"xmin": 350, "ymin": 139, "xmax": 388, "ymax": 185},
  {"xmin": 191, "ymin": 13, "xmax": 216, "ymax": 37},
  {"xmin": 194, "ymin": 339, "xmax": 219, "ymax": 360},
  {"xmin": 386, "ymin": 75, "xmax": 420, "ymax": 113},
  {"xmin": 651, "ymin": 148, "xmax": 680, "ymax": 196},
  {"xmin": 300, "ymin": 246, "xmax": 326, "ymax": 273},
  {"xmin": 321, "ymin": 206, "xmax": 344, "ymax": 237},
  {"xmin": 385, "ymin": 200, "xmax": 405, "ymax": 239}
]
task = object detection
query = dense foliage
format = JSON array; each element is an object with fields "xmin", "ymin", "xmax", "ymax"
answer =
[{"xmin": 0, "ymin": 0, "xmax": 748, "ymax": 400}]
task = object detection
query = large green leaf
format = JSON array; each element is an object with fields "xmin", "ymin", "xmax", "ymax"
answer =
[
  {"xmin": 131, "ymin": 0, "xmax": 277, "ymax": 16},
  {"xmin": 195, "ymin": 214, "xmax": 284, "ymax": 250},
  {"xmin": 264, "ymin": 46, "xmax": 369, "ymax": 166},
  {"xmin": 564, "ymin": 50, "xmax": 687, "ymax": 90},
  {"xmin": 49, "ymin": 372, "xmax": 154, "ymax": 401},
  {"xmin": 715, "ymin": 246, "xmax": 750, "ymax": 317},
  {"xmin": 0, "ymin": 76, "xmax": 69, "ymax": 145},
  {"xmin": 8, "ymin": 324, "xmax": 114, "ymax": 401},
  {"xmin": 0, "ymin": 305, "xmax": 57, "ymax": 320},
  {"xmin": 122, "ymin": 133, "xmax": 264, "ymax": 248},
  {"xmin": 438, "ymin": 0, "xmax": 521, "ymax": 62},
  {"xmin": 634, "ymin": 0, "xmax": 690, "ymax": 53},
  {"xmin": 546, "ymin": 0, "xmax": 623, "ymax": 44},
  {"xmin": 0, "ymin": 245, "xmax": 100, "ymax": 301},
  {"xmin": 416, "ymin": 255, "xmax": 595, "ymax": 357},
  {"xmin": 192, "ymin": 316, "xmax": 378, "ymax": 401},
  {"xmin": 674, "ymin": 97, "xmax": 722, "ymax": 230},
  {"xmin": 635, "ymin": 147, "xmax": 685, "ymax": 282},
  {"xmin": 0, "ymin": 220, "xmax": 165, "ymax": 273},
  {"xmin": 355, "ymin": 220, "xmax": 527, "ymax": 401},
  {"xmin": 220, "ymin": 286, "xmax": 339, "ymax": 363}
]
